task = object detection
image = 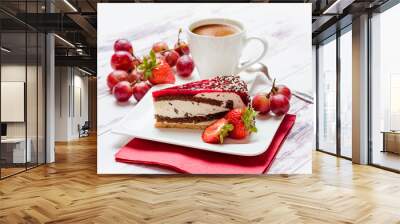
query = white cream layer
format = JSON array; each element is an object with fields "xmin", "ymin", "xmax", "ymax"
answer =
[{"xmin": 154, "ymin": 92, "xmax": 245, "ymax": 118}]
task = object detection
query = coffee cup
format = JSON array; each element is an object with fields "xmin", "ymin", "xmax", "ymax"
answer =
[{"xmin": 187, "ymin": 18, "xmax": 268, "ymax": 79}]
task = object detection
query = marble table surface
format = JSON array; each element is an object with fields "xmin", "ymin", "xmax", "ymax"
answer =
[{"xmin": 97, "ymin": 3, "xmax": 313, "ymax": 174}]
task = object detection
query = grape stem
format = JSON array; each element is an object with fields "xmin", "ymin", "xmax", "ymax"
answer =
[
  {"xmin": 177, "ymin": 28, "xmax": 182, "ymax": 44},
  {"xmin": 149, "ymin": 28, "xmax": 184, "ymax": 55},
  {"xmin": 267, "ymin": 78, "xmax": 277, "ymax": 97},
  {"xmin": 158, "ymin": 49, "xmax": 174, "ymax": 54}
]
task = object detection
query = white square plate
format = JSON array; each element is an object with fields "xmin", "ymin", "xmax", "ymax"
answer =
[{"xmin": 112, "ymin": 85, "xmax": 284, "ymax": 156}]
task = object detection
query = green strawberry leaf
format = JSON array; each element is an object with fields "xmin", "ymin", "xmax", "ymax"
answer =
[
  {"xmin": 150, "ymin": 51, "xmax": 156, "ymax": 64},
  {"xmin": 142, "ymin": 56, "xmax": 148, "ymax": 67},
  {"xmin": 219, "ymin": 123, "xmax": 234, "ymax": 144},
  {"xmin": 138, "ymin": 50, "xmax": 160, "ymax": 80},
  {"xmin": 144, "ymin": 70, "xmax": 152, "ymax": 80},
  {"xmin": 242, "ymin": 107, "xmax": 258, "ymax": 133},
  {"xmin": 149, "ymin": 51, "xmax": 159, "ymax": 69}
]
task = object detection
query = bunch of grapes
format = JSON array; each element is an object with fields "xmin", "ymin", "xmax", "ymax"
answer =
[
  {"xmin": 252, "ymin": 80, "xmax": 292, "ymax": 116},
  {"xmin": 107, "ymin": 29, "xmax": 195, "ymax": 103}
]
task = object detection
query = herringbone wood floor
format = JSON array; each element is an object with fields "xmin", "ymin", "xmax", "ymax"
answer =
[{"xmin": 1, "ymin": 135, "xmax": 400, "ymax": 224}]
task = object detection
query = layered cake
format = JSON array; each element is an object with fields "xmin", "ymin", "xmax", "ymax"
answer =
[{"xmin": 152, "ymin": 75, "xmax": 249, "ymax": 129}]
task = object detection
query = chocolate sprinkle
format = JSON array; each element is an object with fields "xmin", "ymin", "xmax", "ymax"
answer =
[{"xmin": 168, "ymin": 75, "xmax": 247, "ymax": 94}]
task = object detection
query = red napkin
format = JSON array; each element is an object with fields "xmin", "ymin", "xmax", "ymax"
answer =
[{"xmin": 115, "ymin": 114, "xmax": 296, "ymax": 174}]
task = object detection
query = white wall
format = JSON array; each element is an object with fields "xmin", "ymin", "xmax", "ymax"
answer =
[
  {"xmin": 71, "ymin": 73, "xmax": 89, "ymax": 139},
  {"xmin": 54, "ymin": 66, "xmax": 69, "ymax": 141},
  {"xmin": 54, "ymin": 67, "xmax": 89, "ymax": 141}
]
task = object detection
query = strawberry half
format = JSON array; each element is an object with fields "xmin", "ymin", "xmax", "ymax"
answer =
[
  {"xmin": 225, "ymin": 107, "xmax": 257, "ymax": 139},
  {"xmin": 202, "ymin": 118, "xmax": 234, "ymax": 144},
  {"xmin": 139, "ymin": 51, "xmax": 175, "ymax": 85}
]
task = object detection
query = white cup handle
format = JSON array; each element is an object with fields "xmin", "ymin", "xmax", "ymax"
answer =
[{"xmin": 236, "ymin": 36, "xmax": 268, "ymax": 74}]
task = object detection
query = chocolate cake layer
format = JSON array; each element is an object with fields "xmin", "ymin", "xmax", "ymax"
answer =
[
  {"xmin": 154, "ymin": 95, "xmax": 223, "ymax": 106},
  {"xmin": 155, "ymin": 111, "xmax": 227, "ymax": 123}
]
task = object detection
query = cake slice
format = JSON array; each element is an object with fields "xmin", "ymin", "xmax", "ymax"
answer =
[{"xmin": 152, "ymin": 75, "xmax": 249, "ymax": 129}]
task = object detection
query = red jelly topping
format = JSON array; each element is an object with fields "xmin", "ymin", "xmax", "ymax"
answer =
[{"xmin": 152, "ymin": 75, "xmax": 249, "ymax": 104}]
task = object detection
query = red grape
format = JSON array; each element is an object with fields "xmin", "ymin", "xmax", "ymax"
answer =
[
  {"xmin": 252, "ymin": 93, "xmax": 270, "ymax": 114},
  {"xmin": 174, "ymin": 42, "xmax": 190, "ymax": 56},
  {"xmin": 128, "ymin": 70, "xmax": 144, "ymax": 83},
  {"xmin": 111, "ymin": 51, "xmax": 134, "ymax": 71},
  {"xmin": 132, "ymin": 81, "xmax": 151, "ymax": 102},
  {"xmin": 113, "ymin": 81, "xmax": 132, "ymax": 102},
  {"xmin": 132, "ymin": 57, "xmax": 141, "ymax": 68},
  {"xmin": 164, "ymin": 50, "xmax": 180, "ymax": 67},
  {"xmin": 114, "ymin": 39, "xmax": 133, "ymax": 54},
  {"xmin": 270, "ymin": 94, "xmax": 290, "ymax": 116},
  {"xmin": 152, "ymin": 41, "xmax": 168, "ymax": 53},
  {"xmin": 176, "ymin": 55, "xmax": 194, "ymax": 77},
  {"xmin": 107, "ymin": 70, "xmax": 129, "ymax": 90},
  {"xmin": 275, "ymin": 85, "xmax": 292, "ymax": 100},
  {"xmin": 174, "ymin": 28, "xmax": 190, "ymax": 56}
]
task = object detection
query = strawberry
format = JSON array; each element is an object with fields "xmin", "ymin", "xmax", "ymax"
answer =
[
  {"xmin": 148, "ymin": 60, "xmax": 175, "ymax": 84},
  {"xmin": 139, "ymin": 51, "xmax": 175, "ymax": 85},
  {"xmin": 202, "ymin": 118, "xmax": 234, "ymax": 144},
  {"xmin": 225, "ymin": 107, "xmax": 257, "ymax": 139}
]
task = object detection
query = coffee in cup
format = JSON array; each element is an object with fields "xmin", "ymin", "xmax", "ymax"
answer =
[
  {"xmin": 192, "ymin": 24, "xmax": 239, "ymax": 37},
  {"xmin": 187, "ymin": 18, "xmax": 268, "ymax": 79}
]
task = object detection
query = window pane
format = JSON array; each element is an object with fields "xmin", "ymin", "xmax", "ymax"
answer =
[
  {"xmin": 1, "ymin": 31, "xmax": 27, "ymax": 177},
  {"xmin": 371, "ymin": 3, "xmax": 400, "ymax": 171},
  {"xmin": 340, "ymin": 29, "xmax": 352, "ymax": 158},
  {"xmin": 318, "ymin": 37, "xmax": 337, "ymax": 154},
  {"xmin": 0, "ymin": 0, "xmax": 46, "ymax": 179}
]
